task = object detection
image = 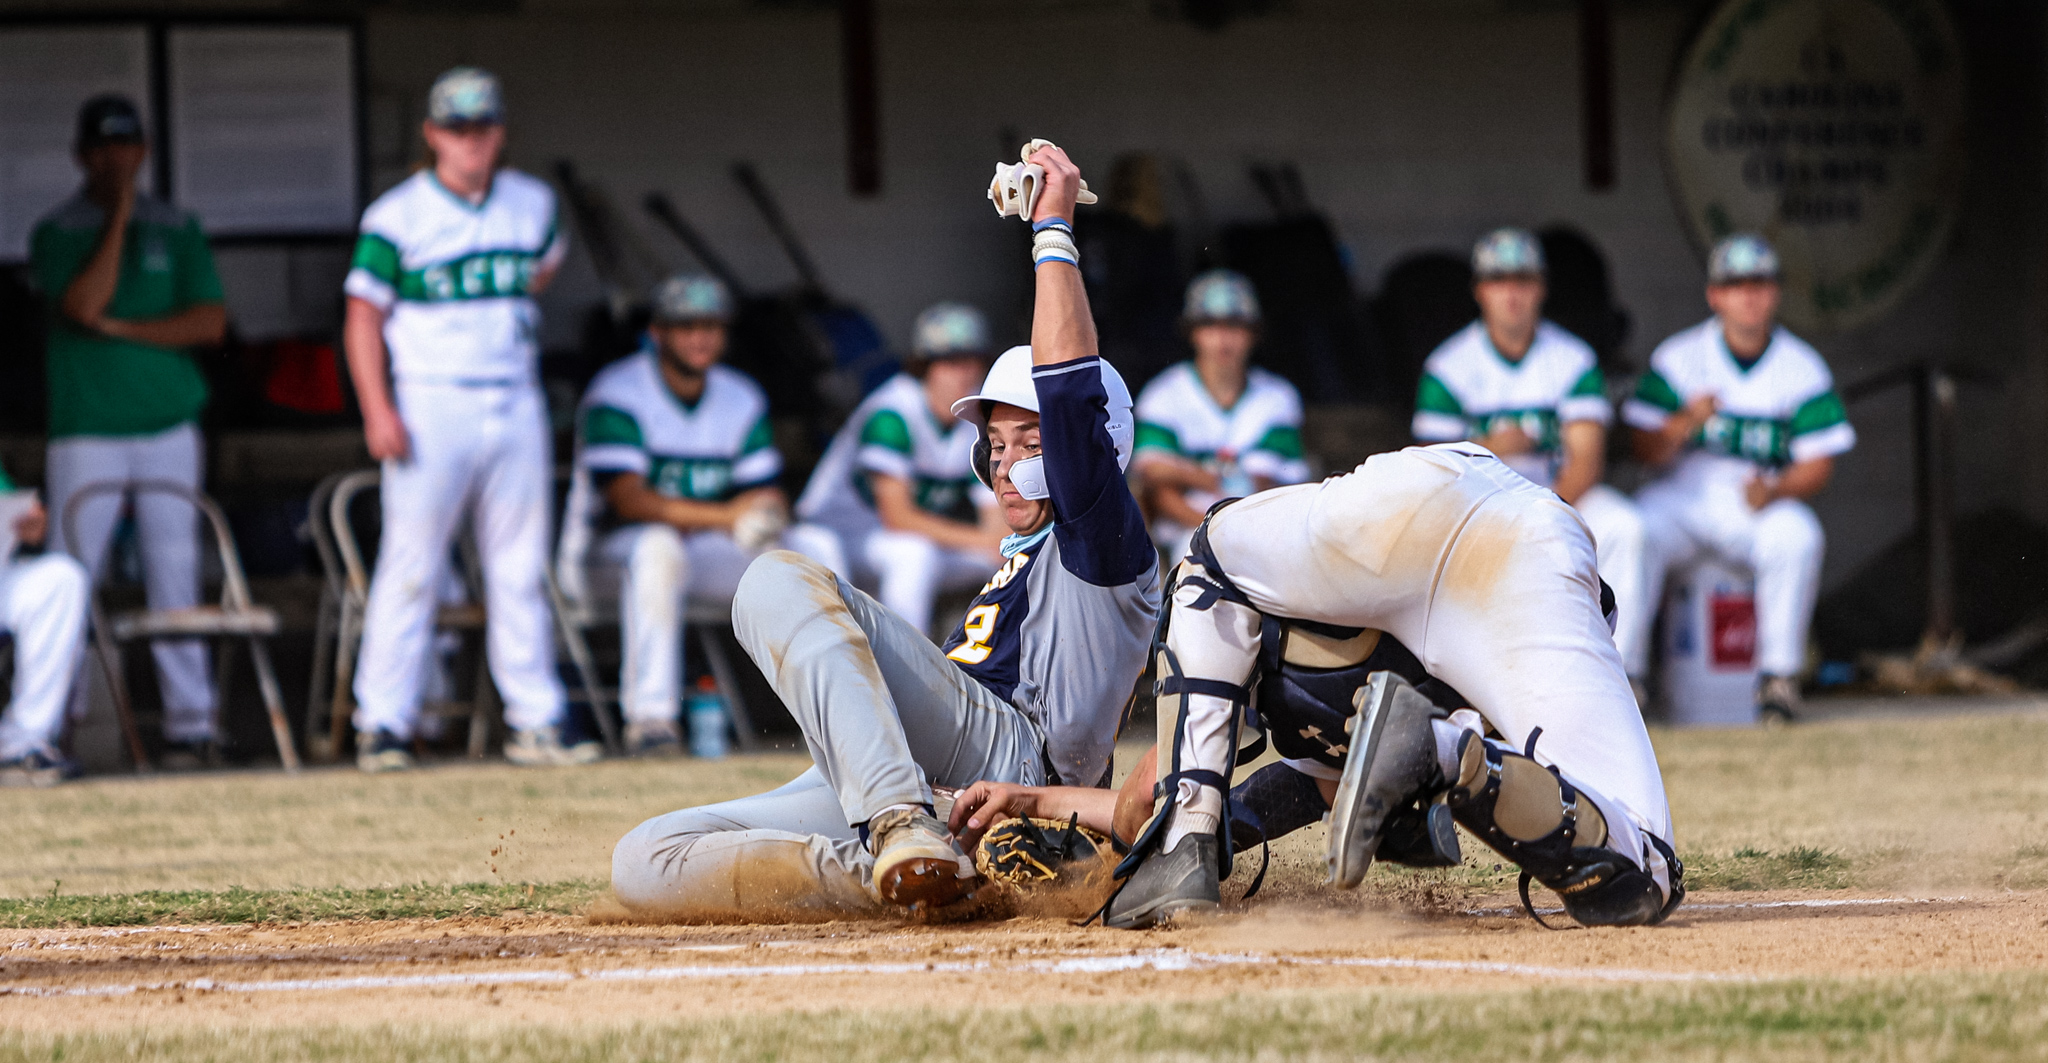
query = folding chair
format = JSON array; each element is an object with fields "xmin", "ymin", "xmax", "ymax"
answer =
[
  {"xmin": 328, "ymin": 470, "xmax": 620, "ymax": 759},
  {"xmin": 64, "ymin": 479, "xmax": 299, "ymax": 773}
]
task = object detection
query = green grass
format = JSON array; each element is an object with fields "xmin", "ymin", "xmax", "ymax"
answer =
[
  {"xmin": 9, "ymin": 972, "xmax": 2048, "ymax": 1062},
  {"xmin": 0, "ymin": 880, "xmax": 605, "ymax": 930}
]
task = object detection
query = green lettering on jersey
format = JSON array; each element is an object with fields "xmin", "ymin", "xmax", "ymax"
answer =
[
  {"xmin": 1471, "ymin": 408, "xmax": 1563, "ymax": 453},
  {"xmin": 396, "ymin": 249, "xmax": 546, "ymax": 302},
  {"xmin": 1696, "ymin": 414, "xmax": 1791, "ymax": 466},
  {"xmin": 648, "ymin": 456, "xmax": 738, "ymax": 501}
]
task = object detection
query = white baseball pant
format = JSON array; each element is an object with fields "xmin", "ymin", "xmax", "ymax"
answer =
[
  {"xmin": 590, "ymin": 521, "xmax": 844, "ymax": 725},
  {"xmin": 1637, "ymin": 464, "xmax": 1824, "ymax": 679},
  {"xmin": 859, "ymin": 528, "xmax": 995, "ymax": 637},
  {"xmin": 0, "ymin": 553, "xmax": 90, "ymax": 760},
  {"xmin": 1573, "ymin": 483, "xmax": 1652, "ymax": 678},
  {"xmin": 353, "ymin": 381, "xmax": 563, "ymax": 740},
  {"xmin": 1161, "ymin": 444, "xmax": 1675, "ymax": 898},
  {"xmin": 611, "ymin": 551, "xmax": 1046, "ymax": 920},
  {"xmin": 45, "ymin": 422, "xmax": 216, "ymax": 742}
]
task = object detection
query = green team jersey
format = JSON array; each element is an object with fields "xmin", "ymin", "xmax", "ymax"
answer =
[{"xmin": 31, "ymin": 194, "xmax": 223, "ymax": 438}]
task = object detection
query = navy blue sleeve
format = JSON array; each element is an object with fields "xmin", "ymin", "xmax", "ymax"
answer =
[{"xmin": 1032, "ymin": 357, "xmax": 1156, "ymax": 586}]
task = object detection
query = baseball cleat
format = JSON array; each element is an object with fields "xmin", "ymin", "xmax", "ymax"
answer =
[
  {"xmin": 869, "ymin": 807, "xmax": 975, "ymax": 909},
  {"xmin": 625, "ymin": 720, "xmax": 684, "ymax": 759},
  {"xmin": 356, "ymin": 730, "xmax": 414, "ymax": 774},
  {"xmin": 0, "ymin": 747, "xmax": 83, "ymax": 788},
  {"xmin": 1757, "ymin": 674, "xmax": 1800, "ymax": 726},
  {"xmin": 1104, "ymin": 830, "xmax": 1221, "ymax": 929},
  {"xmin": 505, "ymin": 725, "xmax": 602, "ymax": 767},
  {"xmin": 1326, "ymin": 671, "xmax": 1448, "ymax": 889}
]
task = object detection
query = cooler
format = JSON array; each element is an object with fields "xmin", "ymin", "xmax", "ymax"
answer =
[{"xmin": 1659, "ymin": 556, "xmax": 1760, "ymax": 727}]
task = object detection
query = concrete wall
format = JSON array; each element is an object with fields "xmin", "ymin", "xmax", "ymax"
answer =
[{"xmin": 11, "ymin": 0, "xmax": 2045, "ymax": 595}]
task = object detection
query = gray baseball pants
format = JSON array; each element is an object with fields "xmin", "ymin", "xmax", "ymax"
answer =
[{"xmin": 611, "ymin": 550, "xmax": 1045, "ymax": 920}]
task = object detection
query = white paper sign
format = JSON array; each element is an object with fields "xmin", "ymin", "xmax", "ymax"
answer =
[
  {"xmin": 0, "ymin": 26, "xmax": 153, "ymax": 262},
  {"xmin": 168, "ymin": 26, "xmax": 358, "ymax": 236}
]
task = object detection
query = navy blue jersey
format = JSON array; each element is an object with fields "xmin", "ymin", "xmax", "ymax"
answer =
[{"xmin": 940, "ymin": 356, "xmax": 1160, "ymax": 787}]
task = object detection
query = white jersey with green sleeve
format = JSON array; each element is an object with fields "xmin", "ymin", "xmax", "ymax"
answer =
[
  {"xmin": 343, "ymin": 169, "xmax": 566, "ymax": 383},
  {"xmin": 1411, "ymin": 320, "xmax": 1609, "ymax": 489},
  {"xmin": 795, "ymin": 373, "xmax": 989, "ymax": 533},
  {"xmin": 1622, "ymin": 318, "xmax": 1855, "ymax": 482},
  {"xmin": 1132, "ymin": 362, "xmax": 1309, "ymax": 493},
  {"xmin": 578, "ymin": 352, "xmax": 780, "ymax": 501}
]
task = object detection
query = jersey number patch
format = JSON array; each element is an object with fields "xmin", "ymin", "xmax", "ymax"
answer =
[{"xmin": 945, "ymin": 605, "xmax": 1001, "ymax": 665}]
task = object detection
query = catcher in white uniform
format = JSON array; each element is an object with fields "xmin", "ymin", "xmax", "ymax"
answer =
[
  {"xmin": 558, "ymin": 274, "xmax": 843, "ymax": 756},
  {"xmin": 1133, "ymin": 270, "xmax": 1310, "ymax": 562},
  {"xmin": 1105, "ymin": 440, "xmax": 1681, "ymax": 930},
  {"xmin": 1412, "ymin": 229, "xmax": 1652, "ymax": 686},
  {"xmin": 1625, "ymin": 234, "xmax": 1855, "ymax": 720},
  {"xmin": 342, "ymin": 68, "xmax": 588, "ymax": 772},
  {"xmin": 795, "ymin": 303, "xmax": 1004, "ymax": 636}
]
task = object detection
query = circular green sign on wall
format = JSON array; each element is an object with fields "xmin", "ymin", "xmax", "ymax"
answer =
[{"xmin": 1664, "ymin": 0, "xmax": 1966, "ymax": 334}]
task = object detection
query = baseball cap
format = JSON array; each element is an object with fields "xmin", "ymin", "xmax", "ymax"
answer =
[
  {"xmin": 76, "ymin": 94, "xmax": 144, "ymax": 148},
  {"xmin": 911, "ymin": 303, "xmax": 991, "ymax": 360},
  {"xmin": 428, "ymin": 67, "xmax": 503, "ymax": 126},
  {"xmin": 1708, "ymin": 233, "xmax": 1780, "ymax": 284},
  {"xmin": 1182, "ymin": 269, "xmax": 1261, "ymax": 326},
  {"xmin": 1472, "ymin": 228, "xmax": 1545, "ymax": 279},
  {"xmin": 650, "ymin": 274, "xmax": 732, "ymax": 324}
]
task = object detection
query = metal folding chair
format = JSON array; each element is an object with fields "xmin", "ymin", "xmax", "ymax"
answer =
[
  {"xmin": 327, "ymin": 470, "xmax": 620, "ymax": 759},
  {"xmin": 64, "ymin": 479, "xmax": 299, "ymax": 773}
]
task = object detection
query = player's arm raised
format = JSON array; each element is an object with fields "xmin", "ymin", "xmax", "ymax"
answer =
[{"xmin": 1025, "ymin": 144, "xmax": 1096, "ymax": 370}]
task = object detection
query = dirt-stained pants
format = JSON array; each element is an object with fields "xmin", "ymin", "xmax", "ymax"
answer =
[
  {"xmin": 1161, "ymin": 443, "xmax": 1676, "ymax": 899},
  {"xmin": 611, "ymin": 551, "xmax": 1044, "ymax": 919}
]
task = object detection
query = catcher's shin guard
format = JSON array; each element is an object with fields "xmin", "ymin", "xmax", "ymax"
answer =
[
  {"xmin": 1326, "ymin": 671, "xmax": 1450, "ymax": 888},
  {"xmin": 1444, "ymin": 730, "xmax": 1683, "ymax": 928}
]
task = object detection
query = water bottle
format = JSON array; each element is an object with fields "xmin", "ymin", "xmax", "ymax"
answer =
[{"xmin": 687, "ymin": 675, "xmax": 730, "ymax": 760}]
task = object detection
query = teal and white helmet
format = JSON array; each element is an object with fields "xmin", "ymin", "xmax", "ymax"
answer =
[
  {"xmin": 428, "ymin": 67, "xmax": 503, "ymax": 126},
  {"xmin": 912, "ymin": 302, "xmax": 991, "ymax": 360},
  {"xmin": 1472, "ymin": 228, "xmax": 1545, "ymax": 279},
  {"xmin": 1708, "ymin": 234, "xmax": 1780, "ymax": 284},
  {"xmin": 650, "ymin": 273, "xmax": 733, "ymax": 324},
  {"xmin": 1183, "ymin": 269, "xmax": 1261, "ymax": 326}
]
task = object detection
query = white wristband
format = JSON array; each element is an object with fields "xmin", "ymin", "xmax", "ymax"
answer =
[{"xmin": 1032, "ymin": 229, "xmax": 1079, "ymax": 268}]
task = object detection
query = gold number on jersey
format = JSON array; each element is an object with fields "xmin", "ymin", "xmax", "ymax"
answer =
[{"xmin": 946, "ymin": 605, "xmax": 1001, "ymax": 665}]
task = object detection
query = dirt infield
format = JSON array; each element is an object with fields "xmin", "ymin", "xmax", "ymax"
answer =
[
  {"xmin": 10, "ymin": 707, "xmax": 2048, "ymax": 1059},
  {"xmin": 6, "ymin": 888, "xmax": 2045, "ymax": 1034}
]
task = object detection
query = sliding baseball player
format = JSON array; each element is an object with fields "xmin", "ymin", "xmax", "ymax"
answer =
[
  {"xmin": 343, "ymin": 68, "xmax": 590, "ymax": 772},
  {"xmin": 611, "ymin": 142, "xmax": 1160, "ymax": 919},
  {"xmin": 1626, "ymin": 234, "xmax": 1855, "ymax": 721},
  {"xmin": 1413, "ymin": 228, "xmax": 1652, "ymax": 689}
]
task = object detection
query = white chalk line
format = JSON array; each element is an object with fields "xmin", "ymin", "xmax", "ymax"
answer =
[
  {"xmin": 0, "ymin": 947, "xmax": 1744, "ymax": 999},
  {"xmin": 1462, "ymin": 895, "xmax": 1969, "ymax": 918}
]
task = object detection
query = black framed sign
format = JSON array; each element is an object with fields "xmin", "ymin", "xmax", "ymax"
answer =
[{"xmin": 0, "ymin": 15, "xmax": 363, "ymax": 261}]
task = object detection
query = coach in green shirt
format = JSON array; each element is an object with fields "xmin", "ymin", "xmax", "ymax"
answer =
[{"xmin": 32, "ymin": 94, "xmax": 227, "ymax": 766}]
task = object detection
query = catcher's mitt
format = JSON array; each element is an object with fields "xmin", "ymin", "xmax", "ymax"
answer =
[{"xmin": 974, "ymin": 814, "xmax": 1112, "ymax": 888}]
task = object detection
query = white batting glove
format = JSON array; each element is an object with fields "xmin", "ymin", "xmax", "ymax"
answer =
[
  {"xmin": 988, "ymin": 139, "xmax": 1098, "ymax": 221},
  {"xmin": 731, "ymin": 503, "xmax": 788, "ymax": 554}
]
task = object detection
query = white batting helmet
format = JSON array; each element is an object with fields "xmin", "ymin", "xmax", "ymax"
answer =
[{"xmin": 950, "ymin": 346, "xmax": 1133, "ymax": 501}]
